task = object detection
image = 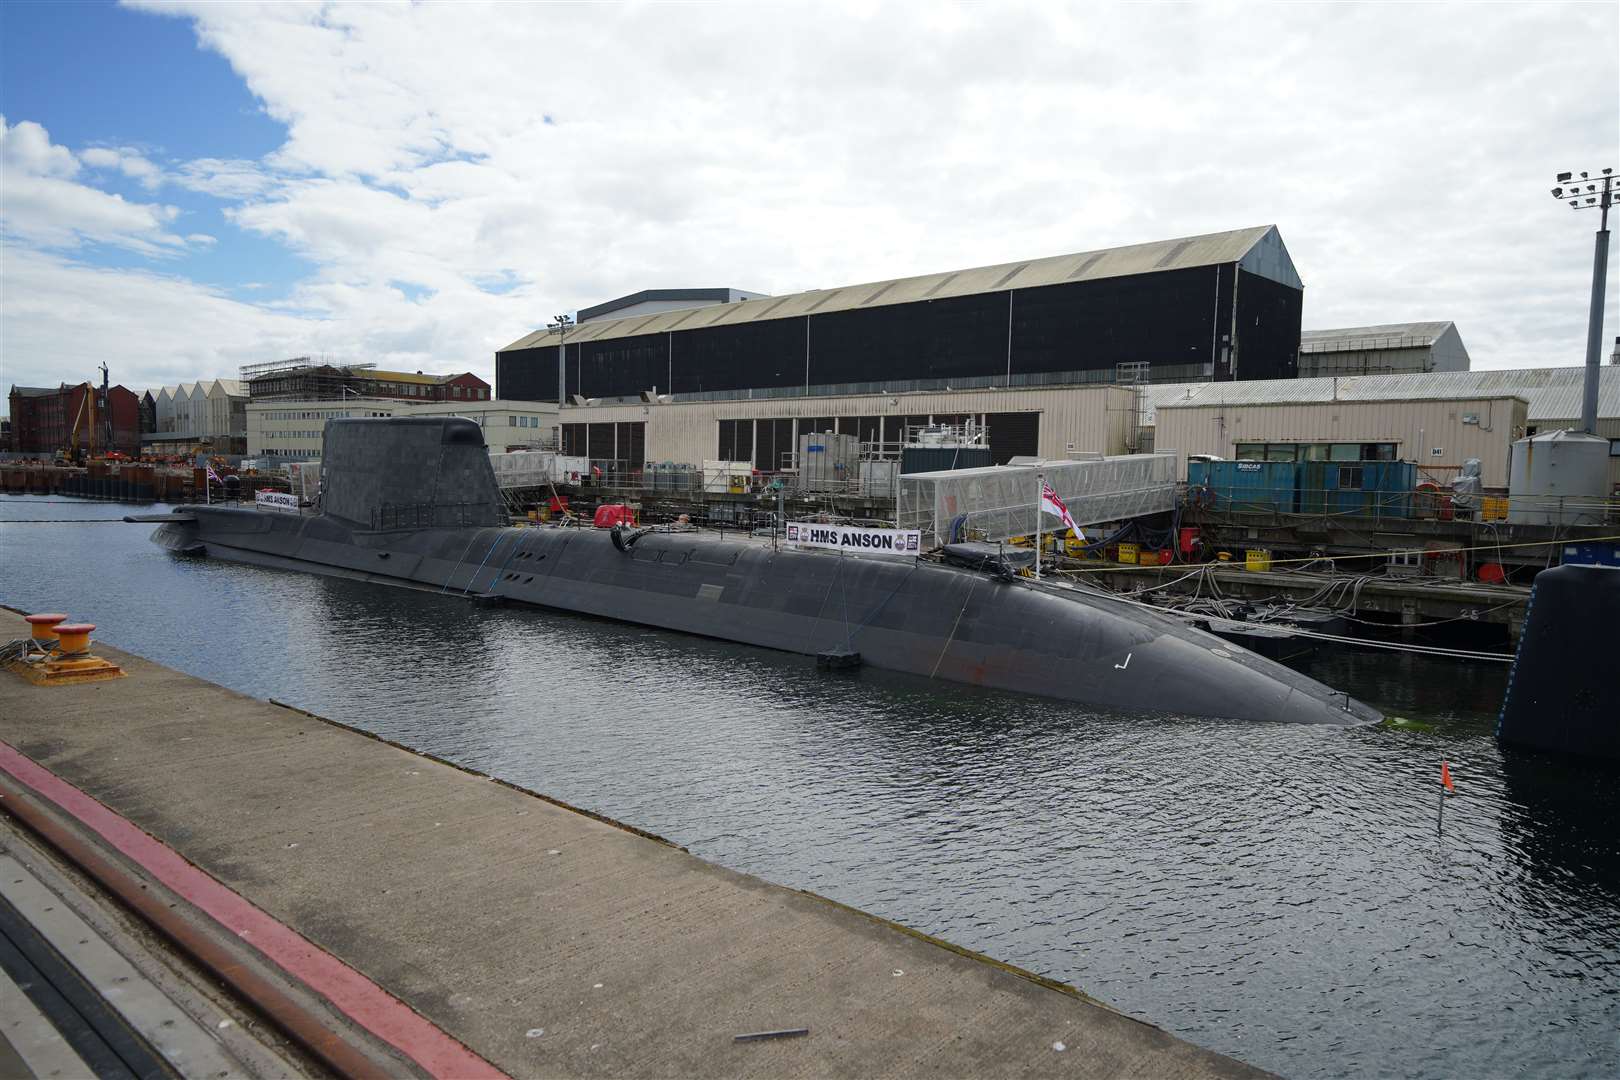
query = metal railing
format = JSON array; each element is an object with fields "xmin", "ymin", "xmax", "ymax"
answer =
[
  {"xmin": 591, "ymin": 469, "xmax": 902, "ymax": 502},
  {"xmin": 1183, "ymin": 485, "xmax": 1619, "ymax": 529}
]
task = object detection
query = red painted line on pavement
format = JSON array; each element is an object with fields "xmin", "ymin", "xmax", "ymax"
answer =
[{"xmin": 0, "ymin": 740, "xmax": 506, "ymax": 1079}]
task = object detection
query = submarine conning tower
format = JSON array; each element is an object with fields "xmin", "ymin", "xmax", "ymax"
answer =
[
  {"xmin": 1497, "ymin": 563, "xmax": 1620, "ymax": 762},
  {"xmin": 320, "ymin": 416, "xmax": 507, "ymax": 530}
]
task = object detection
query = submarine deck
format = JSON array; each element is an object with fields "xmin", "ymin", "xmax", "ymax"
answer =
[{"xmin": 0, "ymin": 608, "xmax": 1266, "ymax": 1079}]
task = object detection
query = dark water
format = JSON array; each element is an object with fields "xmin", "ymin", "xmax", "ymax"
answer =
[{"xmin": 4, "ymin": 496, "xmax": 1617, "ymax": 1079}]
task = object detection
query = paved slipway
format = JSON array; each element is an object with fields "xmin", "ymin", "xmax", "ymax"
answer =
[{"xmin": 0, "ymin": 608, "xmax": 1268, "ymax": 1079}]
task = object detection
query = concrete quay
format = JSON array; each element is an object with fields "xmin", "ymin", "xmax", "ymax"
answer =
[{"xmin": 0, "ymin": 608, "xmax": 1266, "ymax": 1078}]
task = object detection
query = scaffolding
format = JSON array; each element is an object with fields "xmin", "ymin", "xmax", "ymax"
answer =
[{"xmin": 239, "ymin": 358, "xmax": 378, "ymax": 401}]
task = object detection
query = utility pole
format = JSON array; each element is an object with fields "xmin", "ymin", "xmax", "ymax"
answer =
[{"xmin": 1550, "ymin": 168, "xmax": 1613, "ymax": 433}]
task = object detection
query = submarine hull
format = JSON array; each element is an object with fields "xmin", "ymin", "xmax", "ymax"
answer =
[
  {"xmin": 137, "ymin": 417, "xmax": 1379, "ymax": 726},
  {"xmin": 143, "ymin": 513, "xmax": 1378, "ymax": 726}
]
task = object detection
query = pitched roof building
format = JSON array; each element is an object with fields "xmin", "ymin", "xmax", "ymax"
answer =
[
  {"xmin": 497, "ymin": 225, "xmax": 1308, "ymax": 405},
  {"xmin": 1298, "ymin": 321, "xmax": 1470, "ymax": 377}
]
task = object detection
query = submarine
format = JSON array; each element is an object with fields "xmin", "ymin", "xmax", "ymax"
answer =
[{"xmin": 131, "ymin": 416, "xmax": 1380, "ymax": 726}]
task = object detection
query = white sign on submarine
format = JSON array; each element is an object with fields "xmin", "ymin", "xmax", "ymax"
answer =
[{"xmin": 787, "ymin": 522, "xmax": 922, "ymax": 556}]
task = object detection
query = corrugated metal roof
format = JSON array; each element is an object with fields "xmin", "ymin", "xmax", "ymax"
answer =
[
  {"xmin": 368, "ymin": 368, "xmax": 453, "ymax": 386},
  {"xmin": 1299, "ymin": 321, "xmax": 1454, "ymax": 353},
  {"xmin": 501, "ymin": 225, "xmax": 1294, "ymax": 354},
  {"xmin": 1143, "ymin": 366, "xmax": 1620, "ymax": 424},
  {"xmin": 1296, "ymin": 320, "xmax": 1464, "ymax": 354}
]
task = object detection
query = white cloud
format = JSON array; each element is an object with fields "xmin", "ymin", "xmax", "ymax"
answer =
[
  {"xmin": 173, "ymin": 158, "xmax": 275, "ymax": 199},
  {"xmin": 80, "ymin": 145, "xmax": 165, "ymax": 189},
  {"xmin": 0, "ymin": 247, "xmax": 316, "ymax": 390},
  {"xmin": 7, "ymin": 2, "xmax": 1617, "ymax": 391},
  {"xmin": 1, "ymin": 117, "xmax": 191, "ymax": 257},
  {"xmin": 1, "ymin": 116, "xmax": 79, "ymax": 178}
]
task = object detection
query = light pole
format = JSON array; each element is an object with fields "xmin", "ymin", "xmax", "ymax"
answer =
[
  {"xmin": 1551, "ymin": 167, "xmax": 1613, "ymax": 434},
  {"xmin": 549, "ymin": 313, "xmax": 574, "ymax": 413}
]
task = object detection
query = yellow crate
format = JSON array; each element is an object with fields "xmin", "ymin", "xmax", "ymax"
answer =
[
  {"xmin": 1482, "ymin": 496, "xmax": 1509, "ymax": 522},
  {"xmin": 1117, "ymin": 542, "xmax": 1139, "ymax": 564},
  {"xmin": 1245, "ymin": 549, "xmax": 1272, "ymax": 572}
]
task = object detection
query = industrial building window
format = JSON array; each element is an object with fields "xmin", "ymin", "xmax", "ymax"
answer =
[
  {"xmin": 847, "ymin": 415, "xmax": 883, "ymax": 446},
  {"xmin": 754, "ymin": 418, "xmax": 794, "ymax": 472},
  {"xmin": 586, "ymin": 422, "xmax": 615, "ymax": 460},
  {"xmin": 718, "ymin": 419, "xmax": 754, "ymax": 462},
  {"xmin": 984, "ymin": 412, "xmax": 1040, "ymax": 464},
  {"xmin": 1609, "ymin": 438, "xmax": 1620, "ymax": 458},
  {"xmin": 1235, "ymin": 441, "xmax": 1397, "ymax": 462},
  {"xmin": 616, "ymin": 422, "xmax": 646, "ymax": 464},
  {"xmin": 1338, "ymin": 466, "xmax": 1364, "ymax": 488}
]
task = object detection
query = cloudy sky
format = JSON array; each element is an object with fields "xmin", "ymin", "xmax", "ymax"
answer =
[{"xmin": 1, "ymin": 1, "xmax": 1615, "ymax": 395}]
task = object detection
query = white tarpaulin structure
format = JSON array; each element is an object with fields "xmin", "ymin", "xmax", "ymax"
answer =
[
  {"xmin": 286, "ymin": 461, "xmax": 322, "ymax": 502},
  {"xmin": 490, "ymin": 451, "xmax": 589, "ymax": 489},
  {"xmin": 898, "ymin": 453, "xmax": 1178, "ymax": 547}
]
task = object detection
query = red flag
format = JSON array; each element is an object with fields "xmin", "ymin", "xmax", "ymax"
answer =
[{"xmin": 1440, "ymin": 760, "xmax": 1455, "ymax": 793}]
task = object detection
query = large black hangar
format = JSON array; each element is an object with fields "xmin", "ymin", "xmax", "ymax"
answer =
[{"xmin": 496, "ymin": 225, "xmax": 1304, "ymax": 405}]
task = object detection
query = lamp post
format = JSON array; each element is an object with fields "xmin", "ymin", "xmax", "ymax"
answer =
[
  {"xmin": 1550, "ymin": 167, "xmax": 1613, "ymax": 434},
  {"xmin": 550, "ymin": 313, "xmax": 574, "ymax": 413}
]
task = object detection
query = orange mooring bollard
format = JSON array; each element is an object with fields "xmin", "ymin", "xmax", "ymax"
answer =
[
  {"xmin": 25, "ymin": 613, "xmax": 69, "ymax": 648},
  {"xmin": 53, "ymin": 623, "xmax": 96, "ymax": 657},
  {"xmin": 7, "ymin": 615, "xmax": 125, "ymax": 686}
]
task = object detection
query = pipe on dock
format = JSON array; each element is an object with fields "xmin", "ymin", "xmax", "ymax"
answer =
[{"xmin": 0, "ymin": 770, "xmax": 406, "ymax": 1080}]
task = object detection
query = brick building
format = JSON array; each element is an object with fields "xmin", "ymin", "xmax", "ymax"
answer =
[
  {"xmin": 243, "ymin": 359, "xmax": 490, "ymax": 403},
  {"xmin": 7, "ymin": 383, "xmax": 142, "ymax": 456}
]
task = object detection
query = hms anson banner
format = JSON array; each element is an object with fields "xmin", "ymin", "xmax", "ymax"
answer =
[{"xmin": 787, "ymin": 522, "xmax": 921, "ymax": 557}]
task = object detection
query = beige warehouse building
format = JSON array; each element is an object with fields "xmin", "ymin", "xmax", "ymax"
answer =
[
  {"xmin": 539, "ymin": 365, "xmax": 1616, "ymax": 495},
  {"xmin": 1142, "ymin": 366, "xmax": 1620, "ymax": 491},
  {"xmin": 561, "ymin": 386, "xmax": 1142, "ymax": 469},
  {"xmin": 1155, "ymin": 394, "xmax": 1529, "ymax": 487}
]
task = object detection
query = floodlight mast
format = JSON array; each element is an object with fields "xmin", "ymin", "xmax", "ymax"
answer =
[
  {"xmin": 549, "ymin": 313, "xmax": 574, "ymax": 412},
  {"xmin": 1551, "ymin": 168, "xmax": 1613, "ymax": 434}
]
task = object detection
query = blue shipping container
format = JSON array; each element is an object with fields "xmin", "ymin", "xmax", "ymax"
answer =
[
  {"xmin": 1561, "ymin": 542, "xmax": 1620, "ymax": 567},
  {"xmin": 1188, "ymin": 460, "xmax": 1299, "ymax": 513},
  {"xmin": 1299, "ymin": 460, "xmax": 1414, "ymax": 519}
]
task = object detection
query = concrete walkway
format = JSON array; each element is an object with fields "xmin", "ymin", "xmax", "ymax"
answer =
[{"xmin": 0, "ymin": 609, "xmax": 1266, "ymax": 1078}]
